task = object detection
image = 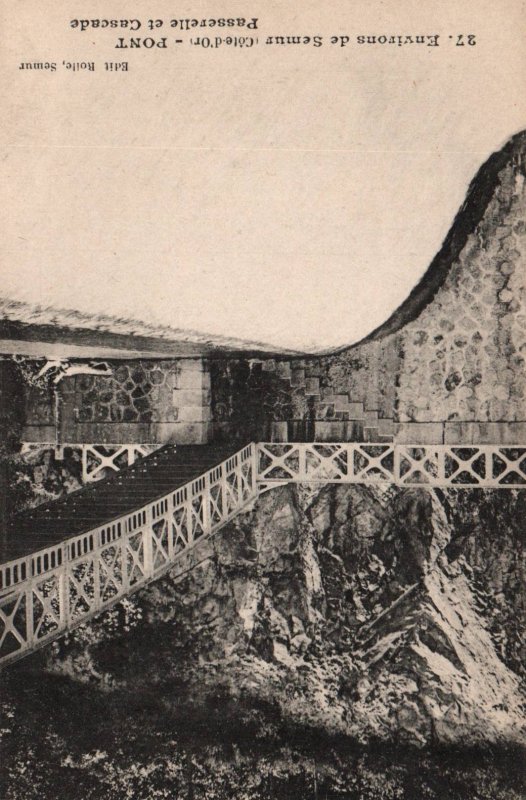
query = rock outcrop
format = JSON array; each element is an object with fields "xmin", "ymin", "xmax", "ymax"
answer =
[
  {"xmin": 24, "ymin": 484, "xmax": 525, "ymax": 749},
  {"xmin": 3, "ymin": 484, "xmax": 524, "ymax": 799}
]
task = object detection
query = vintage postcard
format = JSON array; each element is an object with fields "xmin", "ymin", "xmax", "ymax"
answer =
[{"xmin": 0, "ymin": 1, "xmax": 525, "ymax": 798}]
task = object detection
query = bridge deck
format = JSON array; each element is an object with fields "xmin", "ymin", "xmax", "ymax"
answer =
[
  {"xmin": 2, "ymin": 444, "xmax": 239, "ymax": 563},
  {"xmin": 0, "ymin": 440, "xmax": 525, "ymax": 668}
]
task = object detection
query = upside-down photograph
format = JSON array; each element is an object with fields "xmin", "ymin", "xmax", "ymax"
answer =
[{"xmin": 0, "ymin": 1, "xmax": 525, "ymax": 798}]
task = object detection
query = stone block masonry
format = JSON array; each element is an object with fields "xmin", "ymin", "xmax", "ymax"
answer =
[
  {"xmin": 21, "ymin": 358, "xmax": 212, "ymax": 445},
  {"xmin": 210, "ymin": 357, "xmax": 390, "ymax": 444},
  {"xmin": 15, "ymin": 131, "xmax": 526, "ymax": 449},
  {"xmin": 209, "ymin": 133, "xmax": 526, "ymax": 445}
]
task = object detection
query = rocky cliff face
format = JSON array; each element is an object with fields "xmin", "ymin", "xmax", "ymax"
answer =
[
  {"xmin": 57, "ymin": 484, "xmax": 525, "ymax": 746},
  {"xmin": 2, "ymin": 485, "xmax": 524, "ymax": 799}
]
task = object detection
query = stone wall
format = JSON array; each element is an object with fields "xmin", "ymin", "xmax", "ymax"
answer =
[
  {"xmin": 22, "ymin": 382, "xmax": 56, "ymax": 443},
  {"xmin": 14, "ymin": 135, "xmax": 526, "ymax": 448},
  {"xmin": 210, "ymin": 356, "xmax": 397, "ymax": 443},
  {"xmin": 378, "ymin": 163, "xmax": 525, "ymax": 427},
  {"xmin": 21, "ymin": 357, "xmax": 212, "ymax": 445},
  {"xmin": 210, "ymin": 136, "xmax": 526, "ymax": 444}
]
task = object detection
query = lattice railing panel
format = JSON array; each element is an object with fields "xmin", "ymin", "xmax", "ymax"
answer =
[
  {"xmin": 126, "ymin": 532, "xmax": 147, "ymax": 588},
  {"xmin": 3, "ymin": 441, "xmax": 524, "ymax": 668},
  {"xmin": 68, "ymin": 558, "xmax": 97, "ymax": 621},
  {"xmin": 100, "ymin": 544, "xmax": 124, "ymax": 603},
  {"xmin": 257, "ymin": 443, "xmax": 526, "ymax": 488},
  {"xmin": 172, "ymin": 505, "xmax": 190, "ymax": 554},
  {"xmin": 209, "ymin": 484, "xmax": 224, "ymax": 525},
  {"xmin": 305, "ymin": 444, "xmax": 348, "ymax": 480},
  {"xmin": 32, "ymin": 574, "xmax": 62, "ymax": 641},
  {"xmin": 152, "ymin": 519, "xmax": 170, "ymax": 573},
  {"xmin": 397, "ymin": 445, "xmax": 526, "ymax": 487},
  {"xmin": 0, "ymin": 592, "xmax": 28, "ymax": 661},
  {"xmin": 240, "ymin": 459, "xmax": 255, "ymax": 501},
  {"xmin": 257, "ymin": 444, "xmax": 301, "ymax": 480},
  {"xmin": 0, "ymin": 444, "xmax": 258, "ymax": 668},
  {"xmin": 22, "ymin": 443, "xmax": 161, "ymax": 485},
  {"xmin": 352, "ymin": 445, "xmax": 395, "ymax": 482},
  {"xmin": 81, "ymin": 444, "xmax": 160, "ymax": 483}
]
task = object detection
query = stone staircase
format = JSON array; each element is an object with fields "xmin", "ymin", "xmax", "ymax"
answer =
[{"xmin": 261, "ymin": 360, "xmax": 395, "ymax": 442}]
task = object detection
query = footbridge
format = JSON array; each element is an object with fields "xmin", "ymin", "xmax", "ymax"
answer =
[{"xmin": 1, "ymin": 441, "xmax": 525, "ymax": 667}]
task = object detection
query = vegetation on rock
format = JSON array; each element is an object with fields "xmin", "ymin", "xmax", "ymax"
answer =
[{"xmin": 2, "ymin": 484, "xmax": 524, "ymax": 799}]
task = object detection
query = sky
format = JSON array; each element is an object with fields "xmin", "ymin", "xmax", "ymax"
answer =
[{"xmin": 1, "ymin": 0, "xmax": 525, "ymax": 350}]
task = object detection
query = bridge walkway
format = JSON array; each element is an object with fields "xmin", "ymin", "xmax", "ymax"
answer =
[
  {"xmin": 1, "ymin": 440, "xmax": 525, "ymax": 668},
  {"xmin": 1, "ymin": 444, "xmax": 245, "ymax": 564},
  {"xmin": 0, "ymin": 442, "xmax": 257, "ymax": 667}
]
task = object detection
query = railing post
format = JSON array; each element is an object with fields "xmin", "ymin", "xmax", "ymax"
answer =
[
  {"xmin": 484, "ymin": 446, "xmax": 493, "ymax": 487},
  {"xmin": 186, "ymin": 486, "xmax": 195, "ymax": 546},
  {"xmin": 92, "ymin": 530, "xmax": 102, "ymax": 611},
  {"xmin": 251, "ymin": 443, "xmax": 258, "ymax": 496},
  {"xmin": 25, "ymin": 584, "xmax": 34, "ymax": 649},
  {"xmin": 167, "ymin": 493, "xmax": 175, "ymax": 559},
  {"xmin": 437, "ymin": 446, "xmax": 446, "ymax": 486},
  {"xmin": 348, "ymin": 443, "xmax": 357, "ymax": 483},
  {"xmin": 58, "ymin": 562, "xmax": 69, "ymax": 630},
  {"xmin": 121, "ymin": 522, "xmax": 130, "ymax": 596},
  {"xmin": 235, "ymin": 454, "xmax": 243, "ymax": 509},
  {"xmin": 298, "ymin": 444, "xmax": 307, "ymax": 481},
  {"xmin": 81, "ymin": 446, "xmax": 89, "ymax": 484},
  {"xmin": 221, "ymin": 461, "xmax": 229, "ymax": 517},
  {"xmin": 143, "ymin": 505, "xmax": 154, "ymax": 579},
  {"xmin": 203, "ymin": 472, "xmax": 212, "ymax": 535},
  {"xmin": 394, "ymin": 445, "xmax": 401, "ymax": 487}
]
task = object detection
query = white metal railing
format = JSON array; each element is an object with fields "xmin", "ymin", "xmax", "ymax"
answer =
[
  {"xmin": 0, "ymin": 443, "xmax": 257, "ymax": 667},
  {"xmin": 21, "ymin": 443, "xmax": 160, "ymax": 483},
  {"xmin": 3, "ymin": 440, "xmax": 524, "ymax": 668},
  {"xmin": 78, "ymin": 444, "xmax": 160, "ymax": 483},
  {"xmin": 256, "ymin": 443, "xmax": 526, "ymax": 488}
]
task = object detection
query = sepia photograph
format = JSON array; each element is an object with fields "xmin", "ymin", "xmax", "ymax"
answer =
[{"xmin": 0, "ymin": 1, "xmax": 525, "ymax": 798}]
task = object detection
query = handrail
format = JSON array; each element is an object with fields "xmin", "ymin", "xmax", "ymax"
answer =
[
  {"xmin": 256, "ymin": 442, "xmax": 526, "ymax": 488},
  {"xmin": 1, "ymin": 440, "xmax": 524, "ymax": 668},
  {"xmin": 21, "ymin": 442, "xmax": 160, "ymax": 483},
  {"xmin": 0, "ymin": 443, "xmax": 257, "ymax": 667}
]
